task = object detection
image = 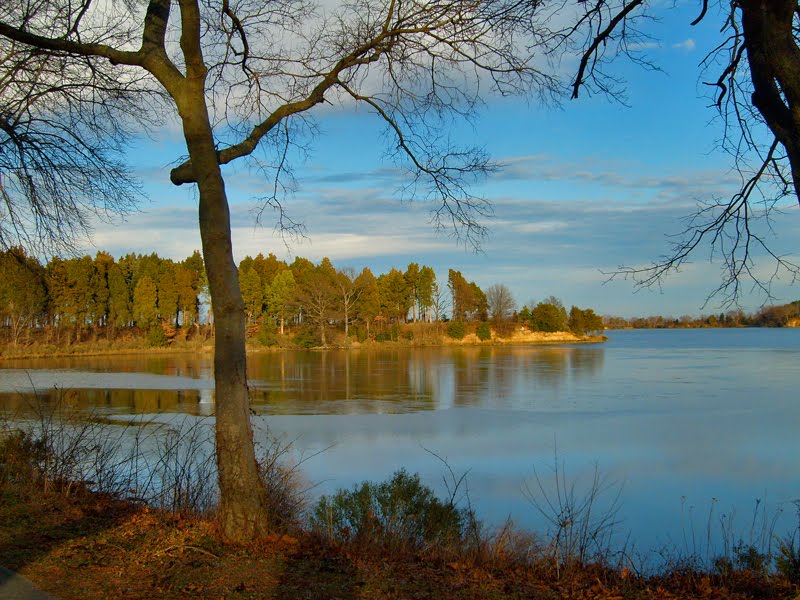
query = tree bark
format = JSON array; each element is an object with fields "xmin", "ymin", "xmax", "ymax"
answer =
[
  {"xmin": 178, "ymin": 82, "xmax": 269, "ymax": 542},
  {"xmin": 739, "ymin": 0, "xmax": 800, "ymax": 204}
]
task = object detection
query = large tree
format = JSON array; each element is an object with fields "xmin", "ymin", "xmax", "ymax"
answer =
[
  {"xmin": 579, "ymin": 0, "xmax": 800, "ymax": 303},
  {"xmin": 6, "ymin": 0, "xmax": 790, "ymax": 541},
  {"xmin": 0, "ymin": 0, "xmax": 546, "ymax": 540}
]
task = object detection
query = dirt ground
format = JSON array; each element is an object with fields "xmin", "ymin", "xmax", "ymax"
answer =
[{"xmin": 1, "ymin": 484, "xmax": 796, "ymax": 599}]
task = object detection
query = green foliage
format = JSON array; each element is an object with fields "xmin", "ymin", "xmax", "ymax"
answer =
[
  {"xmin": 354, "ymin": 267, "xmax": 380, "ymax": 327},
  {"xmin": 146, "ymin": 325, "xmax": 169, "ymax": 347},
  {"xmin": 447, "ymin": 320, "xmax": 466, "ymax": 340},
  {"xmin": 530, "ymin": 302, "xmax": 566, "ymax": 332},
  {"xmin": 310, "ymin": 469, "xmax": 470, "ymax": 552},
  {"xmin": 375, "ymin": 323, "xmax": 401, "ymax": 342},
  {"xmin": 417, "ymin": 265, "xmax": 436, "ymax": 320},
  {"xmin": 476, "ymin": 321, "xmax": 492, "ymax": 341},
  {"xmin": 568, "ymin": 306, "xmax": 604, "ymax": 335},
  {"xmin": 378, "ymin": 268, "xmax": 412, "ymax": 321},
  {"xmin": 351, "ymin": 325, "xmax": 368, "ymax": 343},
  {"xmin": 239, "ymin": 265, "xmax": 264, "ymax": 324},
  {"xmin": 0, "ymin": 249, "xmax": 47, "ymax": 343},
  {"xmin": 448, "ymin": 269, "xmax": 487, "ymax": 321},
  {"xmin": 292, "ymin": 326, "xmax": 320, "ymax": 348},
  {"xmin": 256, "ymin": 320, "xmax": 278, "ymax": 347},
  {"xmin": 518, "ymin": 305, "xmax": 532, "ymax": 323},
  {"xmin": 133, "ymin": 275, "xmax": 159, "ymax": 328}
]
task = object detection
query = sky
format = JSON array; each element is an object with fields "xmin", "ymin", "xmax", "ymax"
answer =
[{"xmin": 83, "ymin": 1, "xmax": 800, "ymax": 318}]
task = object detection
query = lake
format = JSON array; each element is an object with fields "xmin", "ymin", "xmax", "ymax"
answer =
[{"xmin": 1, "ymin": 328, "xmax": 798, "ymax": 555}]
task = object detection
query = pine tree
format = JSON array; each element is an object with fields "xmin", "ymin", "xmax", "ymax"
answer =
[{"xmin": 133, "ymin": 276, "xmax": 159, "ymax": 329}]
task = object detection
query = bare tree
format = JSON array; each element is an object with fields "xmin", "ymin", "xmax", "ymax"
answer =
[
  {"xmin": 431, "ymin": 281, "xmax": 450, "ymax": 322},
  {"xmin": 485, "ymin": 283, "xmax": 516, "ymax": 321},
  {"xmin": 573, "ymin": 0, "xmax": 800, "ymax": 305},
  {"xmin": 0, "ymin": 0, "xmax": 662, "ymax": 541},
  {"xmin": 336, "ymin": 267, "xmax": 362, "ymax": 340},
  {"xmin": 0, "ymin": 38, "xmax": 152, "ymax": 254}
]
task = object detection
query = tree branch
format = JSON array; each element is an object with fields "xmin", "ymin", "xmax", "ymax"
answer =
[{"xmin": 571, "ymin": 0, "xmax": 646, "ymax": 99}]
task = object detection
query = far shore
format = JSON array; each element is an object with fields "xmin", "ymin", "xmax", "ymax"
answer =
[{"xmin": 0, "ymin": 328, "xmax": 605, "ymax": 361}]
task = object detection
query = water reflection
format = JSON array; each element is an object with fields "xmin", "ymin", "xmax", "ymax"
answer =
[
  {"xmin": 0, "ymin": 345, "xmax": 606, "ymax": 416},
  {"xmin": 0, "ymin": 353, "xmax": 215, "ymax": 380},
  {"xmin": 0, "ymin": 388, "xmax": 210, "ymax": 416},
  {"xmin": 244, "ymin": 346, "xmax": 604, "ymax": 414}
]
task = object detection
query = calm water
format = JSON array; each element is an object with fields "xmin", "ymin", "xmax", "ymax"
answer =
[{"xmin": 1, "ymin": 328, "xmax": 798, "ymax": 551}]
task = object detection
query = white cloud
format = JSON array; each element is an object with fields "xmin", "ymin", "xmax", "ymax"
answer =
[
  {"xmin": 672, "ymin": 38, "xmax": 696, "ymax": 52},
  {"xmin": 508, "ymin": 221, "xmax": 569, "ymax": 234},
  {"xmin": 233, "ymin": 231, "xmax": 451, "ymax": 263}
]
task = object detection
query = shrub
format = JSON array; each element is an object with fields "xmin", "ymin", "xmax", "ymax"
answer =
[
  {"xmin": 293, "ymin": 326, "xmax": 320, "ymax": 348},
  {"xmin": 777, "ymin": 533, "xmax": 800, "ymax": 584},
  {"xmin": 256, "ymin": 321, "xmax": 278, "ymax": 347},
  {"xmin": 255, "ymin": 430, "xmax": 307, "ymax": 531},
  {"xmin": 447, "ymin": 320, "xmax": 466, "ymax": 340},
  {"xmin": 351, "ymin": 325, "xmax": 368, "ymax": 343},
  {"xmin": 310, "ymin": 469, "xmax": 470, "ymax": 554},
  {"xmin": 147, "ymin": 325, "xmax": 168, "ymax": 347},
  {"xmin": 476, "ymin": 321, "xmax": 492, "ymax": 341},
  {"xmin": 0, "ymin": 429, "xmax": 48, "ymax": 487}
]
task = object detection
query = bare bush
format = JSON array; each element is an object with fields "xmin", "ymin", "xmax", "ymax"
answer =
[{"xmin": 523, "ymin": 456, "xmax": 626, "ymax": 578}]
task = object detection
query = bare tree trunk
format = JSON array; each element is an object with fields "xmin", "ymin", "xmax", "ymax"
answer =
[
  {"xmin": 739, "ymin": 0, "xmax": 800, "ymax": 204},
  {"xmin": 180, "ymin": 89, "xmax": 269, "ymax": 542}
]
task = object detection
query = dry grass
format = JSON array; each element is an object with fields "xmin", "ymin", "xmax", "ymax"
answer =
[{"xmin": 1, "ymin": 407, "xmax": 798, "ymax": 599}]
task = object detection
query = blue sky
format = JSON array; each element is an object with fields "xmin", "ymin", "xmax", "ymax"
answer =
[{"xmin": 87, "ymin": 1, "xmax": 799, "ymax": 318}]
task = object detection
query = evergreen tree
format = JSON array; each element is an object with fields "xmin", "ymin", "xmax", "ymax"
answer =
[
  {"xmin": 107, "ymin": 262, "xmax": 132, "ymax": 329},
  {"xmin": 266, "ymin": 269, "xmax": 296, "ymax": 335},
  {"xmin": 417, "ymin": 266, "xmax": 436, "ymax": 322},
  {"xmin": 531, "ymin": 301, "xmax": 567, "ymax": 332},
  {"xmin": 252, "ymin": 252, "xmax": 287, "ymax": 287},
  {"xmin": 90, "ymin": 252, "xmax": 113, "ymax": 328},
  {"xmin": 354, "ymin": 267, "xmax": 380, "ymax": 337},
  {"xmin": 0, "ymin": 249, "xmax": 47, "ymax": 345},
  {"xmin": 378, "ymin": 268, "xmax": 411, "ymax": 322},
  {"xmin": 63, "ymin": 255, "xmax": 94, "ymax": 331},
  {"xmin": 175, "ymin": 265, "xmax": 199, "ymax": 327},
  {"xmin": 404, "ymin": 262, "xmax": 420, "ymax": 322},
  {"xmin": 239, "ymin": 266, "xmax": 264, "ymax": 325},
  {"xmin": 158, "ymin": 261, "xmax": 180, "ymax": 326},
  {"xmin": 133, "ymin": 276, "xmax": 159, "ymax": 329}
]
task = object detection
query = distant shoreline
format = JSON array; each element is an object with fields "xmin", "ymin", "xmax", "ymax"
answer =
[{"xmin": 0, "ymin": 330, "xmax": 605, "ymax": 361}]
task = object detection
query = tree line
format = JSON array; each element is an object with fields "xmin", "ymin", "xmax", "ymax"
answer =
[
  {"xmin": 0, "ymin": 248, "xmax": 206, "ymax": 346},
  {"xmin": 603, "ymin": 301, "xmax": 800, "ymax": 330},
  {"xmin": 0, "ymin": 247, "xmax": 604, "ymax": 348}
]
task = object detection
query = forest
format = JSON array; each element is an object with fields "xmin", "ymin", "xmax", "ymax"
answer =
[
  {"xmin": 603, "ymin": 301, "xmax": 800, "ymax": 330},
  {"xmin": 0, "ymin": 247, "xmax": 604, "ymax": 351}
]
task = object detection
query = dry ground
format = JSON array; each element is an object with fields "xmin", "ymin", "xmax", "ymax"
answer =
[{"xmin": 1, "ymin": 484, "xmax": 796, "ymax": 600}]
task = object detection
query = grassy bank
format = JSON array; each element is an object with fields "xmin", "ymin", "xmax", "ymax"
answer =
[
  {"xmin": 1, "ymin": 415, "xmax": 797, "ymax": 599},
  {"xmin": 0, "ymin": 322, "xmax": 604, "ymax": 360}
]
